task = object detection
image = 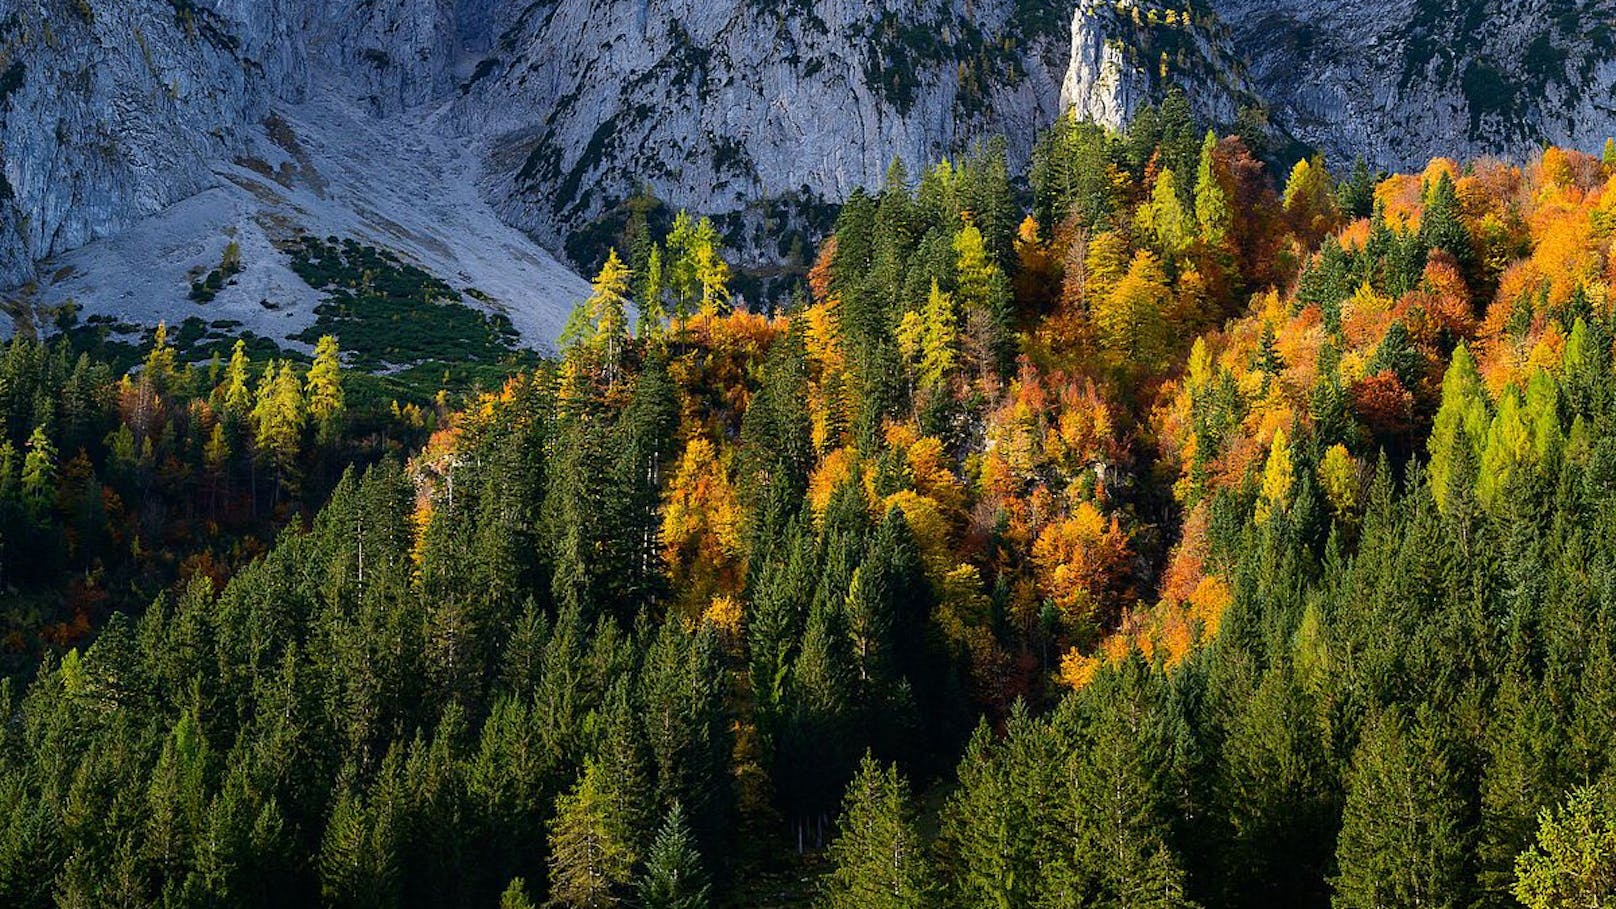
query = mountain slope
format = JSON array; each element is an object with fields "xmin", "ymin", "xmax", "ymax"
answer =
[{"xmin": 7, "ymin": 0, "xmax": 1616, "ymax": 342}]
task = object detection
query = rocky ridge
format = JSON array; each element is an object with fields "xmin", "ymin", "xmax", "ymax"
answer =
[{"xmin": 5, "ymin": 0, "xmax": 1616, "ymax": 337}]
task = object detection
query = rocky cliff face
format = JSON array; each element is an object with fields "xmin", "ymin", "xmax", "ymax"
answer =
[
  {"xmin": 0, "ymin": 1, "xmax": 267, "ymax": 287},
  {"xmin": 1210, "ymin": 0, "xmax": 1616, "ymax": 170},
  {"xmin": 1060, "ymin": 0, "xmax": 1255, "ymax": 134},
  {"xmin": 461, "ymin": 0, "xmax": 1070, "ymax": 252},
  {"xmin": 7, "ymin": 0, "xmax": 1616, "ymax": 318}
]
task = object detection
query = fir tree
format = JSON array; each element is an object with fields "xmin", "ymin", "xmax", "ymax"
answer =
[
  {"xmin": 823, "ymin": 754, "xmax": 936, "ymax": 909},
  {"xmin": 637, "ymin": 803, "xmax": 712, "ymax": 909}
]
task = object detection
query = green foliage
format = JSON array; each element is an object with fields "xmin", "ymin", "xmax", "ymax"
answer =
[
  {"xmin": 1513, "ymin": 784, "xmax": 1616, "ymax": 909},
  {"xmin": 638, "ymin": 803, "xmax": 712, "ymax": 909},
  {"xmin": 823, "ymin": 754, "xmax": 935, "ymax": 909},
  {"xmin": 548, "ymin": 763, "xmax": 637, "ymax": 909},
  {"xmin": 288, "ymin": 236, "xmax": 527, "ymax": 393}
]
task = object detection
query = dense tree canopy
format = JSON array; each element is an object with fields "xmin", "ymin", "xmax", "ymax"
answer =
[{"xmin": 4, "ymin": 99, "xmax": 1616, "ymax": 909}]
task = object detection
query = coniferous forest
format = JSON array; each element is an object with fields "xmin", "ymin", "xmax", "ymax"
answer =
[{"xmin": 6, "ymin": 98, "xmax": 1616, "ymax": 907}]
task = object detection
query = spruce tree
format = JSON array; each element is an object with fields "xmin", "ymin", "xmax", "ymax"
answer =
[
  {"xmin": 1333, "ymin": 708, "xmax": 1471, "ymax": 909},
  {"xmin": 822, "ymin": 754, "xmax": 936, "ymax": 909},
  {"xmin": 637, "ymin": 803, "xmax": 711, "ymax": 909}
]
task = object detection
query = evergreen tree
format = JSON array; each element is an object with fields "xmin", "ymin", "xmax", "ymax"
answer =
[
  {"xmin": 1333, "ymin": 709, "xmax": 1471, "ymax": 909},
  {"xmin": 637, "ymin": 803, "xmax": 711, "ymax": 909},
  {"xmin": 1337, "ymin": 157, "xmax": 1377, "ymax": 219},
  {"xmin": 1420, "ymin": 171, "xmax": 1472, "ymax": 268},
  {"xmin": 822, "ymin": 754, "xmax": 935, "ymax": 909}
]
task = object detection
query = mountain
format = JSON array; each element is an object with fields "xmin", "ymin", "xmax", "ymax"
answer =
[{"xmin": 4, "ymin": 0, "xmax": 1616, "ymax": 346}]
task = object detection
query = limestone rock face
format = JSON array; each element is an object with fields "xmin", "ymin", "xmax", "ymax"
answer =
[
  {"xmin": 6, "ymin": 0, "xmax": 1616, "ymax": 303},
  {"xmin": 1059, "ymin": 0, "xmax": 1254, "ymax": 134},
  {"xmin": 0, "ymin": 1, "xmax": 267, "ymax": 286},
  {"xmin": 459, "ymin": 0, "xmax": 1070, "ymax": 250},
  {"xmin": 1209, "ymin": 0, "xmax": 1616, "ymax": 170}
]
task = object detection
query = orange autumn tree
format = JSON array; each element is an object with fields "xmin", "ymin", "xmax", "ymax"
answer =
[{"xmin": 661, "ymin": 434, "xmax": 746, "ymax": 614}]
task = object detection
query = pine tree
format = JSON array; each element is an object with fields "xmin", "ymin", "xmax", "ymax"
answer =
[
  {"xmin": 547, "ymin": 763, "xmax": 636, "ymax": 909},
  {"xmin": 1044, "ymin": 659, "xmax": 1196, "ymax": 909},
  {"xmin": 823, "ymin": 754, "xmax": 936, "ymax": 909},
  {"xmin": 637, "ymin": 803, "xmax": 711, "ymax": 909},
  {"xmin": 1337, "ymin": 157, "xmax": 1377, "ymax": 219},
  {"xmin": 638, "ymin": 245, "xmax": 667, "ymax": 337}
]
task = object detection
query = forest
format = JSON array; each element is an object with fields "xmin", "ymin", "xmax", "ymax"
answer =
[{"xmin": 2, "ymin": 92, "xmax": 1616, "ymax": 907}]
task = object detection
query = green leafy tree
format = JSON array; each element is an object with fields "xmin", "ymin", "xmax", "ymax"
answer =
[
  {"xmin": 1428, "ymin": 343, "xmax": 1490, "ymax": 513},
  {"xmin": 500, "ymin": 878, "xmax": 537, "ymax": 909},
  {"xmin": 1195, "ymin": 130, "xmax": 1232, "ymax": 245},
  {"xmin": 19, "ymin": 425, "xmax": 55, "ymax": 520},
  {"xmin": 547, "ymin": 762, "xmax": 636, "ymax": 909}
]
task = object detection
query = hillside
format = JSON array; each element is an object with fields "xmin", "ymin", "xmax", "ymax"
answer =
[{"xmin": 4, "ymin": 81, "xmax": 1616, "ymax": 904}]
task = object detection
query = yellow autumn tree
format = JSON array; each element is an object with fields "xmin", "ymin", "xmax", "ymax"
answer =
[
  {"xmin": 662, "ymin": 436, "xmax": 745, "ymax": 609},
  {"xmin": 1031, "ymin": 501, "xmax": 1130, "ymax": 624},
  {"xmin": 305, "ymin": 335, "xmax": 344, "ymax": 444},
  {"xmin": 1094, "ymin": 250, "xmax": 1171, "ymax": 375},
  {"xmin": 896, "ymin": 280, "xmax": 959, "ymax": 389},
  {"xmin": 1255, "ymin": 427, "xmax": 1294, "ymax": 524}
]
